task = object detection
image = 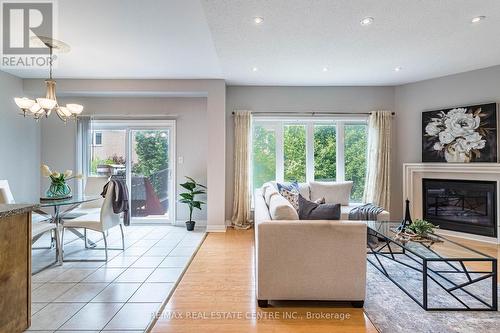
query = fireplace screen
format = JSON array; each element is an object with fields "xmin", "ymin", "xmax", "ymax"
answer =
[{"xmin": 422, "ymin": 178, "xmax": 497, "ymax": 237}]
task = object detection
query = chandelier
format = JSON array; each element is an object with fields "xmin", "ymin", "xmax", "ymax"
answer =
[{"xmin": 14, "ymin": 37, "xmax": 83, "ymax": 122}]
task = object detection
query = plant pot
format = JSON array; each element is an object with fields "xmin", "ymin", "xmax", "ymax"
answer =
[{"xmin": 185, "ymin": 221, "xmax": 195, "ymax": 231}]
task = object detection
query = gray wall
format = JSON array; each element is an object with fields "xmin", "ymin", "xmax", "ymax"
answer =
[
  {"xmin": 0, "ymin": 71, "xmax": 40, "ymax": 202},
  {"xmin": 393, "ymin": 65, "xmax": 500, "ymax": 219},
  {"xmin": 41, "ymin": 97, "xmax": 208, "ymax": 222},
  {"xmin": 225, "ymin": 86, "xmax": 396, "ymax": 220}
]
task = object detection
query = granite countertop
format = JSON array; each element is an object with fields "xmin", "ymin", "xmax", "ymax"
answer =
[{"xmin": 0, "ymin": 204, "xmax": 40, "ymax": 219}]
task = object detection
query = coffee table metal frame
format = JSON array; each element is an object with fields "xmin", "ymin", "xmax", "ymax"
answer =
[{"xmin": 367, "ymin": 222, "xmax": 497, "ymax": 311}]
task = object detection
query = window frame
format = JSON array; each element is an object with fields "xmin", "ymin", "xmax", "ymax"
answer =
[{"xmin": 251, "ymin": 116, "xmax": 368, "ymax": 198}]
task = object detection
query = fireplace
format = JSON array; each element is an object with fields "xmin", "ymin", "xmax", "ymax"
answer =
[{"xmin": 422, "ymin": 178, "xmax": 497, "ymax": 237}]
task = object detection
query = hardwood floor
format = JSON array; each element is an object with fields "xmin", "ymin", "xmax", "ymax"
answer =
[
  {"xmin": 151, "ymin": 228, "xmax": 500, "ymax": 333},
  {"xmin": 151, "ymin": 229, "xmax": 378, "ymax": 333}
]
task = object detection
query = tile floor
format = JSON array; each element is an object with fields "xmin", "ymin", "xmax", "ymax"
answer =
[{"xmin": 28, "ymin": 224, "xmax": 206, "ymax": 332}]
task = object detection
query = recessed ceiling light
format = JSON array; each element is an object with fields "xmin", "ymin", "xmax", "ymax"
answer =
[
  {"xmin": 322, "ymin": 67, "xmax": 329, "ymax": 72},
  {"xmin": 394, "ymin": 66, "xmax": 402, "ymax": 72},
  {"xmin": 253, "ymin": 16, "xmax": 264, "ymax": 24},
  {"xmin": 360, "ymin": 17, "xmax": 374, "ymax": 26},
  {"xmin": 252, "ymin": 67, "xmax": 259, "ymax": 72},
  {"xmin": 471, "ymin": 16, "xmax": 486, "ymax": 23}
]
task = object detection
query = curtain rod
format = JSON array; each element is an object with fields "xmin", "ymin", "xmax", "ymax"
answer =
[{"xmin": 231, "ymin": 111, "xmax": 395, "ymax": 116}]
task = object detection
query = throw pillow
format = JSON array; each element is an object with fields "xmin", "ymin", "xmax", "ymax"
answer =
[
  {"xmin": 298, "ymin": 194, "xmax": 341, "ymax": 220},
  {"xmin": 277, "ymin": 181, "xmax": 299, "ymax": 193},
  {"xmin": 314, "ymin": 197, "xmax": 326, "ymax": 204},
  {"xmin": 309, "ymin": 181, "xmax": 353, "ymax": 206},
  {"xmin": 279, "ymin": 187, "xmax": 299, "ymax": 211}
]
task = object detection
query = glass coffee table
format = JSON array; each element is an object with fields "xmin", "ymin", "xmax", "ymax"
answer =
[{"xmin": 367, "ymin": 221, "xmax": 497, "ymax": 311}]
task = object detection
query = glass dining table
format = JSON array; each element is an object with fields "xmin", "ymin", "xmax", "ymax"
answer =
[{"xmin": 33, "ymin": 194, "xmax": 101, "ymax": 264}]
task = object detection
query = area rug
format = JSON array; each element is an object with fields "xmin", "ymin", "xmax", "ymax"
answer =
[{"xmin": 364, "ymin": 256, "xmax": 499, "ymax": 333}]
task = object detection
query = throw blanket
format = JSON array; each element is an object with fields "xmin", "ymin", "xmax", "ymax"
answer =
[
  {"xmin": 349, "ymin": 203, "xmax": 383, "ymax": 221},
  {"xmin": 101, "ymin": 179, "xmax": 130, "ymax": 226}
]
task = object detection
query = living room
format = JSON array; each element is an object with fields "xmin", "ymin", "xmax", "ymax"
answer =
[{"xmin": 0, "ymin": 1, "xmax": 499, "ymax": 332}]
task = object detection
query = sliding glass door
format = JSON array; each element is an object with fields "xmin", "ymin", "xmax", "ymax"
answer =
[{"xmin": 88, "ymin": 120, "xmax": 176, "ymax": 224}]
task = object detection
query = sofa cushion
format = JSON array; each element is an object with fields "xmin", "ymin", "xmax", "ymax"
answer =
[
  {"xmin": 277, "ymin": 181, "xmax": 299, "ymax": 192},
  {"xmin": 298, "ymin": 194, "xmax": 341, "ymax": 220},
  {"xmin": 268, "ymin": 193, "xmax": 299, "ymax": 220},
  {"xmin": 279, "ymin": 188, "xmax": 299, "ymax": 211},
  {"xmin": 262, "ymin": 183, "xmax": 279, "ymax": 206},
  {"xmin": 309, "ymin": 181, "xmax": 353, "ymax": 206},
  {"xmin": 297, "ymin": 182, "xmax": 311, "ymax": 200}
]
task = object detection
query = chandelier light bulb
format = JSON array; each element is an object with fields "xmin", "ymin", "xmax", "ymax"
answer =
[
  {"xmin": 66, "ymin": 103, "xmax": 84, "ymax": 114},
  {"xmin": 14, "ymin": 97, "xmax": 35, "ymax": 109},
  {"xmin": 36, "ymin": 98, "xmax": 57, "ymax": 111},
  {"xmin": 29, "ymin": 103, "xmax": 42, "ymax": 114}
]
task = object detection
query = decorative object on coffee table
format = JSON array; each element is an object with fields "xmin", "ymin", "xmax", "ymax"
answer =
[
  {"xmin": 397, "ymin": 199, "xmax": 413, "ymax": 232},
  {"xmin": 422, "ymin": 103, "xmax": 497, "ymax": 163},
  {"xmin": 395, "ymin": 219, "xmax": 440, "ymax": 244},
  {"xmin": 41, "ymin": 164, "xmax": 82, "ymax": 199},
  {"xmin": 179, "ymin": 176, "xmax": 206, "ymax": 231}
]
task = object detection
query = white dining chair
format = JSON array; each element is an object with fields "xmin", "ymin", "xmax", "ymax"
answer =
[
  {"xmin": 0, "ymin": 179, "xmax": 60, "ymax": 264},
  {"xmin": 61, "ymin": 180, "xmax": 125, "ymax": 262},
  {"xmin": 64, "ymin": 176, "xmax": 109, "ymax": 219}
]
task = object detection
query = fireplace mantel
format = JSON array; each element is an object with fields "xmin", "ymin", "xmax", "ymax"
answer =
[{"xmin": 403, "ymin": 163, "xmax": 500, "ymax": 243}]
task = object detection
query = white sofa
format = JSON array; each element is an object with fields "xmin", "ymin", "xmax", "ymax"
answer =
[{"xmin": 254, "ymin": 186, "xmax": 369, "ymax": 308}]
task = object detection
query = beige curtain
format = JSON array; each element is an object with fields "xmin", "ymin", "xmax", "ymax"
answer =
[
  {"xmin": 363, "ymin": 111, "xmax": 392, "ymax": 210},
  {"xmin": 231, "ymin": 111, "xmax": 253, "ymax": 229}
]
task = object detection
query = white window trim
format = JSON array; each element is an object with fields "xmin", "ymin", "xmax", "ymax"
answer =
[
  {"xmin": 253, "ymin": 115, "xmax": 367, "ymax": 186},
  {"xmin": 89, "ymin": 119, "xmax": 177, "ymax": 223}
]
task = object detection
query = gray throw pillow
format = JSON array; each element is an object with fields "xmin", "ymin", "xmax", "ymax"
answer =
[{"xmin": 298, "ymin": 194, "xmax": 341, "ymax": 220}]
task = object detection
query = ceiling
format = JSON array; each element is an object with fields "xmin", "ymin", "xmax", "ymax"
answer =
[{"xmin": 2, "ymin": 0, "xmax": 500, "ymax": 85}]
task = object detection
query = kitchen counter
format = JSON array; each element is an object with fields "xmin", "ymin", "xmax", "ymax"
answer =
[
  {"xmin": 0, "ymin": 204, "xmax": 39, "ymax": 219},
  {"xmin": 0, "ymin": 204, "xmax": 37, "ymax": 332}
]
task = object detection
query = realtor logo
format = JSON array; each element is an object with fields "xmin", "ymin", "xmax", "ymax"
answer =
[
  {"xmin": 2, "ymin": 1, "xmax": 53, "ymax": 54},
  {"xmin": 1, "ymin": 1, "xmax": 57, "ymax": 68}
]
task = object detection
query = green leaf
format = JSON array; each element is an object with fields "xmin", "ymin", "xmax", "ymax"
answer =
[
  {"xmin": 179, "ymin": 193, "xmax": 193, "ymax": 200},
  {"xmin": 192, "ymin": 201, "xmax": 203, "ymax": 209},
  {"xmin": 179, "ymin": 199, "xmax": 191, "ymax": 204},
  {"xmin": 191, "ymin": 190, "xmax": 205, "ymax": 195},
  {"xmin": 180, "ymin": 182, "xmax": 195, "ymax": 191}
]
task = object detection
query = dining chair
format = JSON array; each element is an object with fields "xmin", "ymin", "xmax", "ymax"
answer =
[
  {"xmin": 0, "ymin": 179, "xmax": 60, "ymax": 264},
  {"xmin": 61, "ymin": 180, "xmax": 125, "ymax": 262},
  {"xmin": 64, "ymin": 176, "xmax": 109, "ymax": 218}
]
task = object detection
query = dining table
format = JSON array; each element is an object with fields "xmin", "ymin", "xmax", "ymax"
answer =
[{"xmin": 32, "ymin": 194, "xmax": 101, "ymax": 264}]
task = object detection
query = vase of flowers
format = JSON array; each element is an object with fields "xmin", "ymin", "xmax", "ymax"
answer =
[
  {"xmin": 41, "ymin": 164, "xmax": 82, "ymax": 199},
  {"xmin": 425, "ymin": 107, "xmax": 487, "ymax": 163}
]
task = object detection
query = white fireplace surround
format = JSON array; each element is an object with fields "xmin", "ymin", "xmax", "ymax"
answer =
[{"xmin": 403, "ymin": 163, "xmax": 500, "ymax": 244}]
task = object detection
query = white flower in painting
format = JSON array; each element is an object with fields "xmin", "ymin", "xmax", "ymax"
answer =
[
  {"xmin": 64, "ymin": 170, "xmax": 73, "ymax": 178},
  {"xmin": 425, "ymin": 121, "xmax": 442, "ymax": 136},
  {"xmin": 438, "ymin": 130, "xmax": 455, "ymax": 144},
  {"xmin": 454, "ymin": 132, "xmax": 486, "ymax": 153},
  {"xmin": 433, "ymin": 142, "xmax": 444, "ymax": 151},
  {"xmin": 444, "ymin": 108, "xmax": 480, "ymax": 137}
]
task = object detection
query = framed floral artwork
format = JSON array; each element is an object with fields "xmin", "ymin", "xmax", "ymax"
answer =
[{"xmin": 422, "ymin": 103, "xmax": 498, "ymax": 163}]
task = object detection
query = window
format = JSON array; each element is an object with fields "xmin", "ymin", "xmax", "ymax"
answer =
[
  {"xmin": 93, "ymin": 132, "xmax": 103, "ymax": 146},
  {"xmin": 344, "ymin": 124, "xmax": 368, "ymax": 202},
  {"xmin": 251, "ymin": 118, "xmax": 368, "ymax": 202},
  {"xmin": 252, "ymin": 123, "xmax": 276, "ymax": 190},
  {"xmin": 314, "ymin": 124, "xmax": 336, "ymax": 181},
  {"xmin": 283, "ymin": 124, "xmax": 306, "ymax": 182}
]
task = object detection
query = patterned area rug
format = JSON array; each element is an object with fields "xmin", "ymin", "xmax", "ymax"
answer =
[{"xmin": 364, "ymin": 256, "xmax": 499, "ymax": 333}]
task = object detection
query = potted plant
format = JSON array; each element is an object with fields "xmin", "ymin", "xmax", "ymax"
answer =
[
  {"xmin": 41, "ymin": 164, "xmax": 82, "ymax": 199},
  {"xmin": 407, "ymin": 219, "xmax": 439, "ymax": 237},
  {"xmin": 179, "ymin": 176, "xmax": 207, "ymax": 231}
]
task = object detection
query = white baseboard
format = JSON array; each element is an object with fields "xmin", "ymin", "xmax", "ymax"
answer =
[
  {"xmin": 435, "ymin": 229, "xmax": 499, "ymax": 244},
  {"xmin": 206, "ymin": 225, "xmax": 227, "ymax": 232},
  {"xmin": 174, "ymin": 220, "xmax": 207, "ymax": 227}
]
